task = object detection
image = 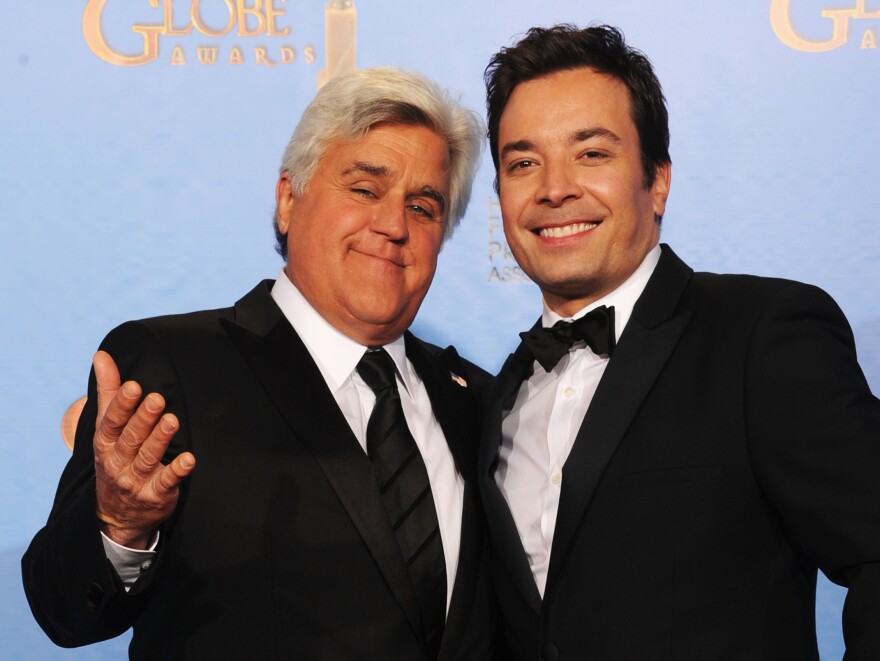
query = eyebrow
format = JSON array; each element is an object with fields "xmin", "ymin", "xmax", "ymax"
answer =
[
  {"xmin": 500, "ymin": 127, "xmax": 622, "ymax": 160},
  {"xmin": 418, "ymin": 186, "xmax": 446, "ymax": 214},
  {"xmin": 499, "ymin": 139, "xmax": 535, "ymax": 160},
  {"xmin": 342, "ymin": 161, "xmax": 392, "ymax": 178},
  {"xmin": 572, "ymin": 127, "xmax": 621, "ymax": 144}
]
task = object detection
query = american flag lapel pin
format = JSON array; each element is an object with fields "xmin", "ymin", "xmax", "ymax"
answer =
[{"xmin": 450, "ymin": 372, "xmax": 467, "ymax": 388}]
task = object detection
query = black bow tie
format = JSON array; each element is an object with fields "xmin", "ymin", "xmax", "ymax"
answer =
[{"xmin": 519, "ymin": 305, "xmax": 616, "ymax": 372}]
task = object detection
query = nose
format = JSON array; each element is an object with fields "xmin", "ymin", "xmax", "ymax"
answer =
[
  {"xmin": 370, "ymin": 199, "xmax": 409, "ymax": 242},
  {"xmin": 536, "ymin": 161, "xmax": 581, "ymax": 208}
]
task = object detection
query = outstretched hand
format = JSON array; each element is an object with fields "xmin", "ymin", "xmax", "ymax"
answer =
[{"xmin": 92, "ymin": 350, "xmax": 195, "ymax": 549}]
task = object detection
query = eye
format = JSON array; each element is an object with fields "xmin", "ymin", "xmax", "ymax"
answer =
[
  {"xmin": 580, "ymin": 149, "xmax": 608, "ymax": 161},
  {"xmin": 408, "ymin": 203, "xmax": 439, "ymax": 222},
  {"xmin": 352, "ymin": 187, "xmax": 376, "ymax": 198},
  {"xmin": 507, "ymin": 159, "xmax": 535, "ymax": 173}
]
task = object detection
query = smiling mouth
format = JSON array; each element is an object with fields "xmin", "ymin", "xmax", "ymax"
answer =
[{"xmin": 536, "ymin": 222, "xmax": 599, "ymax": 238}]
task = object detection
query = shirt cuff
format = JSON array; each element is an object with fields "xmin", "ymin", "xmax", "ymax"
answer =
[{"xmin": 100, "ymin": 530, "xmax": 159, "ymax": 590}]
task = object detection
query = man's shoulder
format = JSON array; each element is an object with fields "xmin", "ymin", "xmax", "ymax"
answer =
[
  {"xmin": 691, "ymin": 270, "xmax": 799, "ymax": 296},
  {"xmin": 681, "ymin": 269, "xmax": 845, "ymax": 329},
  {"xmin": 688, "ymin": 268, "xmax": 829, "ymax": 304},
  {"xmin": 101, "ymin": 280, "xmax": 276, "ymax": 351},
  {"xmin": 107, "ymin": 304, "xmax": 234, "ymax": 349},
  {"xmin": 660, "ymin": 245, "xmax": 828, "ymax": 307}
]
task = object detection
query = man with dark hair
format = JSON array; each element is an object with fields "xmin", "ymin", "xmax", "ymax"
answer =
[
  {"xmin": 23, "ymin": 67, "xmax": 495, "ymax": 660},
  {"xmin": 480, "ymin": 24, "xmax": 880, "ymax": 659}
]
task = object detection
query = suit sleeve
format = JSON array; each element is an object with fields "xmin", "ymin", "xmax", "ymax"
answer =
[
  {"xmin": 744, "ymin": 282, "xmax": 880, "ymax": 657},
  {"xmin": 21, "ymin": 320, "xmax": 190, "ymax": 647}
]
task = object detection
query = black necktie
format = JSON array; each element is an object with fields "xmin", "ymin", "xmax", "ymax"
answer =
[
  {"xmin": 519, "ymin": 305, "xmax": 616, "ymax": 372},
  {"xmin": 357, "ymin": 349, "xmax": 446, "ymax": 657}
]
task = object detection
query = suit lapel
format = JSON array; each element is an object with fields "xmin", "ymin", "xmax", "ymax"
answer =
[
  {"xmin": 441, "ymin": 481, "xmax": 482, "ymax": 658},
  {"xmin": 404, "ymin": 334, "xmax": 475, "ymax": 484},
  {"xmin": 220, "ymin": 283, "xmax": 426, "ymax": 642},
  {"xmin": 546, "ymin": 245, "xmax": 694, "ymax": 593},
  {"xmin": 480, "ymin": 343, "xmax": 543, "ymax": 613}
]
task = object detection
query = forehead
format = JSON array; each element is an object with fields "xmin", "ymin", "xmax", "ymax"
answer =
[
  {"xmin": 320, "ymin": 123, "xmax": 450, "ymax": 181},
  {"xmin": 500, "ymin": 67, "xmax": 635, "ymax": 138}
]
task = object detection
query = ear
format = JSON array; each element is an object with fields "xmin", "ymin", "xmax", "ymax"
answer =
[
  {"xmin": 275, "ymin": 171, "xmax": 296, "ymax": 235},
  {"xmin": 651, "ymin": 162, "xmax": 671, "ymax": 218}
]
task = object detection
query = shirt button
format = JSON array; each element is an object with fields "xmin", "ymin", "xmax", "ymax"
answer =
[
  {"xmin": 563, "ymin": 386, "xmax": 576, "ymax": 398},
  {"xmin": 550, "ymin": 472, "xmax": 562, "ymax": 486},
  {"xmin": 139, "ymin": 559, "xmax": 153, "ymax": 573}
]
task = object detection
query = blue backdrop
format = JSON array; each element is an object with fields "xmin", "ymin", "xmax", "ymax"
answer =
[{"xmin": 3, "ymin": 1, "xmax": 878, "ymax": 657}]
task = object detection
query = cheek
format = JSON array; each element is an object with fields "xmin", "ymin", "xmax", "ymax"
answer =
[
  {"xmin": 420, "ymin": 239, "xmax": 442, "ymax": 276},
  {"xmin": 500, "ymin": 201, "xmax": 524, "ymax": 238},
  {"xmin": 502, "ymin": 219, "xmax": 530, "ymax": 258},
  {"xmin": 499, "ymin": 188, "xmax": 526, "ymax": 222},
  {"xmin": 580, "ymin": 175, "xmax": 617, "ymax": 203},
  {"xmin": 289, "ymin": 225, "xmax": 342, "ymax": 282},
  {"xmin": 409, "ymin": 233, "xmax": 442, "ymax": 284}
]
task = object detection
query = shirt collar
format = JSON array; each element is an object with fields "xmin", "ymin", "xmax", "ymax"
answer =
[
  {"xmin": 270, "ymin": 269, "xmax": 412, "ymax": 394},
  {"xmin": 541, "ymin": 243, "xmax": 661, "ymax": 341}
]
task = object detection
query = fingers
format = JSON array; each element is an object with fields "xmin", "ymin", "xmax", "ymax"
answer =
[
  {"xmin": 92, "ymin": 361, "xmax": 187, "ymax": 482},
  {"xmin": 154, "ymin": 452, "xmax": 196, "ymax": 498},
  {"xmin": 110, "ymin": 393, "xmax": 167, "ymax": 467},
  {"xmin": 128, "ymin": 411, "xmax": 178, "ymax": 479},
  {"xmin": 93, "ymin": 351, "xmax": 121, "ymax": 421},
  {"xmin": 93, "ymin": 379, "xmax": 143, "ymax": 457}
]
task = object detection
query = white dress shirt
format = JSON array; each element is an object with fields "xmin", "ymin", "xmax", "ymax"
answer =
[
  {"xmin": 271, "ymin": 271, "xmax": 463, "ymax": 612},
  {"xmin": 494, "ymin": 245, "xmax": 660, "ymax": 597},
  {"xmin": 105, "ymin": 271, "xmax": 464, "ymax": 612}
]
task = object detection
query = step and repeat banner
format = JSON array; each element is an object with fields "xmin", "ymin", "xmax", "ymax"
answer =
[{"xmin": 2, "ymin": 2, "xmax": 877, "ymax": 658}]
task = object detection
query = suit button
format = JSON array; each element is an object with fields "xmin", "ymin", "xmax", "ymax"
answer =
[
  {"xmin": 85, "ymin": 582, "xmax": 104, "ymax": 610},
  {"xmin": 541, "ymin": 642, "xmax": 559, "ymax": 661}
]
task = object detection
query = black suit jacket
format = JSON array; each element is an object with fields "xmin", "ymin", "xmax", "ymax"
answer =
[
  {"xmin": 481, "ymin": 245, "xmax": 880, "ymax": 660},
  {"xmin": 23, "ymin": 281, "xmax": 494, "ymax": 660}
]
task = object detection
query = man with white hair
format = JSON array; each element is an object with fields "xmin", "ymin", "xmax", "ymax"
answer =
[{"xmin": 23, "ymin": 67, "xmax": 493, "ymax": 660}]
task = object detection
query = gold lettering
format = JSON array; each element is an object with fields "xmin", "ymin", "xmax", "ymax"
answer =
[
  {"xmin": 770, "ymin": 0, "xmax": 853, "ymax": 52},
  {"xmin": 191, "ymin": 0, "xmax": 235, "ymax": 37},
  {"xmin": 266, "ymin": 0, "xmax": 290, "ymax": 37},
  {"xmin": 163, "ymin": 0, "xmax": 192, "ymax": 36},
  {"xmin": 236, "ymin": 0, "xmax": 266, "ymax": 37},
  {"xmin": 255, "ymin": 46, "xmax": 276, "ymax": 66},
  {"xmin": 862, "ymin": 27, "xmax": 877, "ymax": 48},
  {"xmin": 82, "ymin": 0, "xmax": 162, "ymax": 66},
  {"xmin": 170, "ymin": 44, "xmax": 187, "ymax": 65},
  {"xmin": 83, "ymin": 0, "xmax": 302, "ymax": 67},
  {"xmin": 304, "ymin": 44, "xmax": 315, "ymax": 64},
  {"xmin": 855, "ymin": 0, "xmax": 880, "ymax": 20},
  {"xmin": 196, "ymin": 46, "xmax": 220, "ymax": 63}
]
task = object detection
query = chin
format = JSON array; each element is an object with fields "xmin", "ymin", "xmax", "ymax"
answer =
[{"xmin": 350, "ymin": 303, "xmax": 410, "ymax": 328}]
